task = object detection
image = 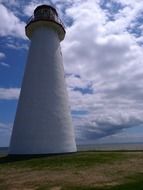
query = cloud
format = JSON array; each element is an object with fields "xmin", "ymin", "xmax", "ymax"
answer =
[
  {"xmin": 0, "ymin": 122, "xmax": 12, "ymax": 147},
  {"xmin": 0, "ymin": 62, "xmax": 10, "ymax": 67},
  {"xmin": 0, "ymin": 3, "xmax": 25, "ymax": 38},
  {"xmin": 94, "ymin": 124, "xmax": 143, "ymax": 144},
  {"xmin": 23, "ymin": 1, "xmax": 40, "ymax": 16},
  {"xmin": 0, "ymin": 88, "xmax": 20, "ymax": 100},
  {"xmin": 0, "ymin": 52, "xmax": 8, "ymax": 67},
  {"xmin": 0, "ymin": 0, "xmax": 18, "ymax": 7},
  {"xmin": 60, "ymin": 0, "xmax": 143, "ymax": 143},
  {"xmin": 0, "ymin": 52, "xmax": 5, "ymax": 59},
  {"xmin": 74, "ymin": 113, "xmax": 143, "ymax": 143},
  {"xmin": 6, "ymin": 42, "xmax": 28, "ymax": 50}
]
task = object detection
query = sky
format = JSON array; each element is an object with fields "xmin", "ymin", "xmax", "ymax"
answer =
[{"xmin": 0, "ymin": 0, "xmax": 143, "ymax": 147}]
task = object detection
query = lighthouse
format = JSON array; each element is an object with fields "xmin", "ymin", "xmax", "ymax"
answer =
[{"xmin": 9, "ymin": 5, "xmax": 77, "ymax": 154}]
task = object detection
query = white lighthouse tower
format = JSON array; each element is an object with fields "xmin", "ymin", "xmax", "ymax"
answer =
[{"xmin": 9, "ymin": 4, "xmax": 77, "ymax": 154}]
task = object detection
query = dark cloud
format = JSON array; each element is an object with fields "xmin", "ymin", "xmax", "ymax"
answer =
[{"xmin": 75, "ymin": 115, "xmax": 143, "ymax": 143}]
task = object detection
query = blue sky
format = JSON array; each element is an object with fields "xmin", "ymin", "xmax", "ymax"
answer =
[{"xmin": 0, "ymin": 0, "xmax": 143, "ymax": 147}]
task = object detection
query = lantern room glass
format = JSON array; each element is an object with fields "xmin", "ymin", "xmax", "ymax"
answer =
[{"xmin": 27, "ymin": 6, "xmax": 64, "ymax": 29}]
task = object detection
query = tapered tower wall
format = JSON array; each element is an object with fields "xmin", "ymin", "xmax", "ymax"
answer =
[{"xmin": 9, "ymin": 5, "xmax": 77, "ymax": 154}]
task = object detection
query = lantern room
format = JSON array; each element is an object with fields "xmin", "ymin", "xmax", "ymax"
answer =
[
  {"xmin": 34, "ymin": 5, "xmax": 58, "ymax": 18},
  {"xmin": 25, "ymin": 4, "xmax": 65, "ymax": 41}
]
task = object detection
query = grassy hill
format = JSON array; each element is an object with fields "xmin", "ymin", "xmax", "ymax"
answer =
[{"xmin": 0, "ymin": 151, "xmax": 143, "ymax": 190}]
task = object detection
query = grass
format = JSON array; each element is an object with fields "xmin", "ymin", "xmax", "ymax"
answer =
[
  {"xmin": 0, "ymin": 151, "xmax": 143, "ymax": 190},
  {"xmin": 38, "ymin": 179, "xmax": 143, "ymax": 190},
  {"xmin": 0, "ymin": 152, "xmax": 129, "ymax": 170},
  {"xmin": 32, "ymin": 173, "xmax": 143, "ymax": 190}
]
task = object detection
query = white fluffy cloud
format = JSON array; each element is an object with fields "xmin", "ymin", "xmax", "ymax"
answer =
[
  {"xmin": 60, "ymin": 0, "xmax": 143, "ymax": 142},
  {"xmin": 0, "ymin": 88, "xmax": 20, "ymax": 100},
  {"xmin": 0, "ymin": 3, "xmax": 25, "ymax": 38}
]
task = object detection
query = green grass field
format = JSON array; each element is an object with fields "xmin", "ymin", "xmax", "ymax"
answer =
[{"xmin": 0, "ymin": 151, "xmax": 143, "ymax": 190}]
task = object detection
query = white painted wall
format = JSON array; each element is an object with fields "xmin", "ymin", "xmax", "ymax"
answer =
[{"xmin": 9, "ymin": 25, "xmax": 77, "ymax": 154}]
